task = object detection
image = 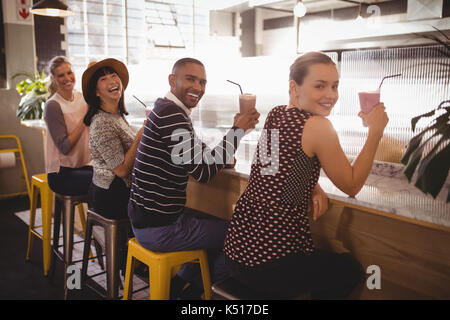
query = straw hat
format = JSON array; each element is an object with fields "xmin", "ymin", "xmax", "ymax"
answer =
[{"xmin": 81, "ymin": 58, "xmax": 129, "ymax": 102}]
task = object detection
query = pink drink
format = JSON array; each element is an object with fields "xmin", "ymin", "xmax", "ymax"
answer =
[
  {"xmin": 145, "ymin": 108, "xmax": 152, "ymax": 118},
  {"xmin": 358, "ymin": 90, "xmax": 380, "ymax": 127},
  {"xmin": 239, "ymin": 93, "xmax": 256, "ymax": 114},
  {"xmin": 358, "ymin": 91, "xmax": 380, "ymax": 114}
]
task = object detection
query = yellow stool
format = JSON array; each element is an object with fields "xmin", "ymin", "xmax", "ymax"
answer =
[
  {"xmin": 26, "ymin": 173, "xmax": 89, "ymax": 276},
  {"xmin": 0, "ymin": 135, "xmax": 31, "ymax": 199},
  {"xmin": 123, "ymin": 238, "xmax": 212, "ymax": 300},
  {"xmin": 26, "ymin": 174, "xmax": 53, "ymax": 276}
]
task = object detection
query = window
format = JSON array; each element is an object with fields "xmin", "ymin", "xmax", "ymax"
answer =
[
  {"xmin": 66, "ymin": 0, "xmax": 210, "ymax": 68},
  {"xmin": 65, "ymin": 0, "xmax": 215, "ymax": 116},
  {"xmin": 67, "ymin": 0, "xmax": 128, "ymax": 70}
]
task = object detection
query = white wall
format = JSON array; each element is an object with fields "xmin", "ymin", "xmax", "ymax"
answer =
[{"xmin": 0, "ymin": 0, "xmax": 45, "ymax": 198}]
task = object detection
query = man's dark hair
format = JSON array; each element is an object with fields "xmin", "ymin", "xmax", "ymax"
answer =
[{"xmin": 172, "ymin": 57, "xmax": 204, "ymax": 74}]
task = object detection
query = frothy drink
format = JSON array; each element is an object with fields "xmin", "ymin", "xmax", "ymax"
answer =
[
  {"xmin": 358, "ymin": 90, "xmax": 380, "ymax": 127},
  {"xmin": 358, "ymin": 91, "xmax": 380, "ymax": 114},
  {"xmin": 239, "ymin": 93, "xmax": 256, "ymax": 114},
  {"xmin": 145, "ymin": 108, "xmax": 152, "ymax": 118}
]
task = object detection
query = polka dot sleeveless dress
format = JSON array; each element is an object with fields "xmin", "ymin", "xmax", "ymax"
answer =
[{"xmin": 224, "ymin": 105, "xmax": 322, "ymax": 267}]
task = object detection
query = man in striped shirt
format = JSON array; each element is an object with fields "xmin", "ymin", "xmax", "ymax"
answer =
[{"xmin": 128, "ymin": 57, "xmax": 259, "ymax": 298}]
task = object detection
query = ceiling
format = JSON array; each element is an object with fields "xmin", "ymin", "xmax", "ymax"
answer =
[{"xmin": 219, "ymin": 0, "xmax": 395, "ymax": 14}]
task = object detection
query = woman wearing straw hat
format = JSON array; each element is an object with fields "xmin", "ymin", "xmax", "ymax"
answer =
[
  {"xmin": 82, "ymin": 58, "xmax": 144, "ymax": 219},
  {"xmin": 44, "ymin": 56, "xmax": 92, "ymax": 196}
]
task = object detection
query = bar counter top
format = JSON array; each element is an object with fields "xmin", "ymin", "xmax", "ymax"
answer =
[{"xmin": 228, "ymin": 156, "xmax": 450, "ymax": 230}]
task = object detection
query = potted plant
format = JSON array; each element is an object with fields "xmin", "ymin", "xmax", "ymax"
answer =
[
  {"xmin": 12, "ymin": 70, "xmax": 49, "ymax": 120},
  {"xmin": 401, "ymin": 28, "xmax": 450, "ymax": 202}
]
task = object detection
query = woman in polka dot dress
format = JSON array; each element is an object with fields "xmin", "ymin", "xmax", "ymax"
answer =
[{"xmin": 224, "ymin": 52, "xmax": 389, "ymax": 299}]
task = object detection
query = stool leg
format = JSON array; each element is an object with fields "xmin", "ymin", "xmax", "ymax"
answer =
[
  {"xmin": 123, "ymin": 252, "xmax": 136, "ymax": 300},
  {"xmin": 49, "ymin": 197, "xmax": 62, "ymax": 282},
  {"xmin": 41, "ymin": 188, "xmax": 53, "ymax": 276},
  {"xmin": 198, "ymin": 253, "xmax": 212, "ymax": 300},
  {"xmin": 92, "ymin": 238, "xmax": 105, "ymax": 270},
  {"xmin": 76, "ymin": 204, "xmax": 87, "ymax": 233},
  {"xmin": 81, "ymin": 216, "xmax": 93, "ymax": 287},
  {"xmin": 149, "ymin": 264, "xmax": 171, "ymax": 300},
  {"xmin": 105, "ymin": 226, "xmax": 119, "ymax": 299},
  {"xmin": 105, "ymin": 224, "xmax": 121, "ymax": 299},
  {"xmin": 62, "ymin": 198, "xmax": 76, "ymax": 300},
  {"xmin": 26, "ymin": 184, "xmax": 38, "ymax": 261},
  {"xmin": 77, "ymin": 204, "xmax": 93, "ymax": 259}
]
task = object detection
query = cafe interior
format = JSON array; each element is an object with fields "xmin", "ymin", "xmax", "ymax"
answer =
[{"xmin": 0, "ymin": 0, "xmax": 449, "ymax": 300}]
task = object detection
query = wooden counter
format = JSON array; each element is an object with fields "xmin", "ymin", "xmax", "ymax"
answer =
[{"xmin": 186, "ymin": 170, "xmax": 450, "ymax": 299}]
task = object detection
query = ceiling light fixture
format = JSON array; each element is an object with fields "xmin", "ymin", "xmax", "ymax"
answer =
[
  {"xmin": 294, "ymin": 1, "xmax": 307, "ymax": 17},
  {"xmin": 355, "ymin": 1, "xmax": 363, "ymax": 21},
  {"xmin": 30, "ymin": 0, "xmax": 74, "ymax": 17}
]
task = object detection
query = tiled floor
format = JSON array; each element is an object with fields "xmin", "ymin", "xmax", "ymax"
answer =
[{"xmin": 15, "ymin": 208, "xmax": 150, "ymax": 300}]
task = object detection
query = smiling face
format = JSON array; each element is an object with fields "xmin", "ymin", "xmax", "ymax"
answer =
[
  {"xmin": 95, "ymin": 70, "xmax": 123, "ymax": 104},
  {"xmin": 290, "ymin": 63, "xmax": 339, "ymax": 117},
  {"xmin": 169, "ymin": 62, "xmax": 207, "ymax": 109},
  {"xmin": 53, "ymin": 63, "xmax": 75, "ymax": 95}
]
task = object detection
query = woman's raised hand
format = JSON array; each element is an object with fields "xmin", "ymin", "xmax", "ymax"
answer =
[{"xmin": 359, "ymin": 103, "xmax": 389, "ymax": 137}]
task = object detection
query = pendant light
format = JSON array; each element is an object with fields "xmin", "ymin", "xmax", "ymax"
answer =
[
  {"xmin": 30, "ymin": 0, "xmax": 74, "ymax": 17},
  {"xmin": 294, "ymin": 1, "xmax": 307, "ymax": 18},
  {"xmin": 355, "ymin": 1, "xmax": 363, "ymax": 21}
]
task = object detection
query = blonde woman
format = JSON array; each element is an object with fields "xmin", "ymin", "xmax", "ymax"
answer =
[
  {"xmin": 224, "ymin": 52, "xmax": 388, "ymax": 299},
  {"xmin": 43, "ymin": 56, "xmax": 92, "ymax": 195}
]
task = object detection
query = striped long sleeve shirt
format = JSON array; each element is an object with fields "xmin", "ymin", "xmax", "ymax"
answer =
[{"xmin": 128, "ymin": 97, "xmax": 243, "ymax": 228}]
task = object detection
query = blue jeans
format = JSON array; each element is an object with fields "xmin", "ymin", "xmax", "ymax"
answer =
[
  {"xmin": 131, "ymin": 207, "xmax": 229, "ymax": 288},
  {"xmin": 47, "ymin": 166, "xmax": 93, "ymax": 196}
]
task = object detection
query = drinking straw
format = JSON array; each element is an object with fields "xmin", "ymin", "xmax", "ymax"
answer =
[
  {"xmin": 227, "ymin": 80, "xmax": 243, "ymax": 94},
  {"xmin": 378, "ymin": 74, "xmax": 402, "ymax": 90},
  {"xmin": 133, "ymin": 95, "xmax": 147, "ymax": 108}
]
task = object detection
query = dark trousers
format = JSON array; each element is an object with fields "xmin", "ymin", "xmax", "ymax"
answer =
[
  {"xmin": 88, "ymin": 176, "xmax": 130, "ymax": 220},
  {"xmin": 226, "ymin": 250, "xmax": 364, "ymax": 300},
  {"xmin": 47, "ymin": 166, "xmax": 93, "ymax": 196}
]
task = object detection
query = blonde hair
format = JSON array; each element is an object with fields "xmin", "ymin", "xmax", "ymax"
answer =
[
  {"xmin": 47, "ymin": 56, "xmax": 72, "ymax": 97},
  {"xmin": 289, "ymin": 52, "xmax": 335, "ymax": 85}
]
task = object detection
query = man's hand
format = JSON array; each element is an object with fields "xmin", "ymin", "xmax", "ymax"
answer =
[{"xmin": 234, "ymin": 108, "xmax": 260, "ymax": 132}]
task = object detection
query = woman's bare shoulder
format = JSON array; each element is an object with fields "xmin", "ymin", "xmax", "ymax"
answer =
[{"xmin": 304, "ymin": 115, "xmax": 335, "ymax": 134}]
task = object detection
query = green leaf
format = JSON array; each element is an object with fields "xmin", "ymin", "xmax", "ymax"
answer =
[
  {"xmin": 13, "ymin": 70, "xmax": 49, "ymax": 119},
  {"xmin": 16, "ymin": 80, "xmax": 30, "ymax": 95},
  {"xmin": 411, "ymin": 109, "xmax": 436, "ymax": 132},
  {"xmin": 414, "ymin": 142, "xmax": 450, "ymax": 198},
  {"xmin": 402, "ymin": 129, "xmax": 442, "ymax": 181},
  {"xmin": 402, "ymin": 139, "xmax": 427, "ymax": 181},
  {"xmin": 401, "ymin": 130, "xmax": 429, "ymax": 165}
]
